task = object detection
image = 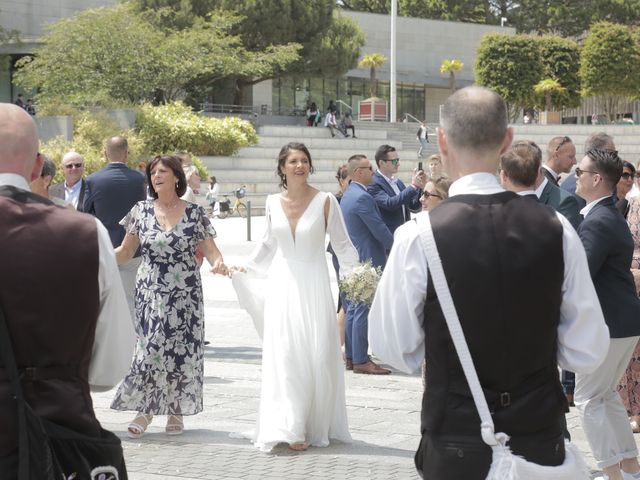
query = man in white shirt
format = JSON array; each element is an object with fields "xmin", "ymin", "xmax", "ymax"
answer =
[
  {"xmin": 369, "ymin": 86, "xmax": 609, "ymax": 478},
  {"xmin": 49, "ymin": 150, "xmax": 87, "ymax": 210},
  {"xmin": 0, "ymin": 103, "xmax": 135, "ymax": 478}
]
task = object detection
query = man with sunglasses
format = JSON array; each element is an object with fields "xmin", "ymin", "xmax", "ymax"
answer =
[
  {"xmin": 368, "ymin": 144, "xmax": 426, "ymax": 235},
  {"xmin": 49, "ymin": 150, "xmax": 87, "ymax": 211},
  {"xmin": 574, "ymin": 148, "xmax": 640, "ymax": 480}
]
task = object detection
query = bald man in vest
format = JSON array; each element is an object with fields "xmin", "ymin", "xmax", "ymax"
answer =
[
  {"xmin": 0, "ymin": 103, "xmax": 135, "ymax": 478},
  {"xmin": 369, "ymin": 87, "xmax": 609, "ymax": 478}
]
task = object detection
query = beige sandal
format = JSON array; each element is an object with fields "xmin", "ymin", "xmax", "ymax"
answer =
[
  {"xmin": 127, "ymin": 413, "xmax": 153, "ymax": 439},
  {"xmin": 166, "ymin": 415, "xmax": 184, "ymax": 435}
]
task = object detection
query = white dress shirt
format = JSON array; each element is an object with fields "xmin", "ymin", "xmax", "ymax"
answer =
[
  {"xmin": 580, "ymin": 195, "xmax": 611, "ymax": 218},
  {"xmin": 378, "ymin": 170, "xmax": 401, "ymax": 196},
  {"xmin": 0, "ymin": 173, "xmax": 135, "ymax": 390},
  {"xmin": 542, "ymin": 164, "xmax": 560, "ymax": 184},
  {"xmin": 535, "ymin": 177, "xmax": 548, "ymax": 198},
  {"xmin": 369, "ymin": 172, "xmax": 609, "ymax": 374},
  {"xmin": 64, "ymin": 179, "xmax": 83, "ymax": 209}
]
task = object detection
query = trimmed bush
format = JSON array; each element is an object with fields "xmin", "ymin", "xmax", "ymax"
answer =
[{"xmin": 136, "ymin": 102, "xmax": 258, "ymax": 156}]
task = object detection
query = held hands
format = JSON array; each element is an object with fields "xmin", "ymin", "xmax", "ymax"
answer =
[
  {"xmin": 227, "ymin": 265, "xmax": 247, "ymax": 277},
  {"xmin": 211, "ymin": 258, "xmax": 229, "ymax": 276},
  {"xmin": 412, "ymin": 168, "xmax": 428, "ymax": 189}
]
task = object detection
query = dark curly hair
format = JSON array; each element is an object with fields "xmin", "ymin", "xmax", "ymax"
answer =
[
  {"xmin": 146, "ymin": 155, "xmax": 187, "ymax": 199},
  {"xmin": 276, "ymin": 142, "xmax": 314, "ymax": 189}
]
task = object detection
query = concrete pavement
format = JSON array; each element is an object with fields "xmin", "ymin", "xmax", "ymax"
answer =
[{"xmin": 91, "ymin": 216, "xmax": 631, "ymax": 479}]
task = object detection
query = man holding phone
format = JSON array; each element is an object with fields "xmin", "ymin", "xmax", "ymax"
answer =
[{"xmin": 368, "ymin": 144, "xmax": 427, "ymax": 235}]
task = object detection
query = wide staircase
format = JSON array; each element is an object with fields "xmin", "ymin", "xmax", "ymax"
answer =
[{"xmin": 201, "ymin": 121, "xmax": 439, "ymax": 215}]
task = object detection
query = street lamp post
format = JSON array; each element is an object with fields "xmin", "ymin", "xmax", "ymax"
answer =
[{"xmin": 390, "ymin": 0, "xmax": 397, "ymax": 123}]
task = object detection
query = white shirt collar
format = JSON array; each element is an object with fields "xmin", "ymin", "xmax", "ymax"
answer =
[
  {"xmin": 542, "ymin": 164, "xmax": 559, "ymax": 181},
  {"xmin": 448, "ymin": 172, "xmax": 505, "ymax": 197},
  {"xmin": 580, "ymin": 195, "xmax": 610, "ymax": 218},
  {"xmin": 517, "ymin": 190, "xmax": 536, "ymax": 196},
  {"xmin": 0, "ymin": 173, "xmax": 31, "ymax": 191},
  {"xmin": 535, "ymin": 177, "xmax": 548, "ymax": 198},
  {"xmin": 377, "ymin": 170, "xmax": 397, "ymax": 185}
]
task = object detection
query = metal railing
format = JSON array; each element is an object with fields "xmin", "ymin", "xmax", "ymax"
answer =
[
  {"xmin": 403, "ymin": 113, "xmax": 421, "ymax": 123},
  {"xmin": 336, "ymin": 100, "xmax": 353, "ymax": 114},
  {"xmin": 199, "ymin": 103, "xmax": 255, "ymax": 114}
]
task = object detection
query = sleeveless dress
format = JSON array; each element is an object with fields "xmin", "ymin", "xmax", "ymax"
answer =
[
  {"xmin": 233, "ymin": 191, "xmax": 359, "ymax": 451},
  {"xmin": 111, "ymin": 200, "xmax": 215, "ymax": 415}
]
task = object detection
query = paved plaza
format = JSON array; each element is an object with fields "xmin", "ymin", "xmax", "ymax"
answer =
[{"xmin": 91, "ymin": 216, "xmax": 636, "ymax": 479}]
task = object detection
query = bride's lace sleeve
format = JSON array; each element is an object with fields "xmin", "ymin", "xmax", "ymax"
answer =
[
  {"xmin": 326, "ymin": 193, "xmax": 359, "ymax": 278},
  {"xmin": 245, "ymin": 196, "xmax": 277, "ymax": 275}
]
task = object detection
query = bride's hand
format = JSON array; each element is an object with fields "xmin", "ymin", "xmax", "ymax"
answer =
[{"xmin": 227, "ymin": 265, "xmax": 246, "ymax": 277}]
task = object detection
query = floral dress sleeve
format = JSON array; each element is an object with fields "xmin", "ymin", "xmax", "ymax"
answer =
[
  {"xmin": 628, "ymin": 197, "xmax": 640, "ymax": 269},
  {"xmin": 119, "ymin": 201, "xmax": 144, "ymax": 235},
  {"xmin": 193, "ymin": 205, "xmax": 217, "ymax": 243}
]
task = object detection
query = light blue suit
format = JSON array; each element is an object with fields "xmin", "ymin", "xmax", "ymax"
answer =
[{"xmin": 340, "ymin": 182, "xmax": 393, "ymax": 364}]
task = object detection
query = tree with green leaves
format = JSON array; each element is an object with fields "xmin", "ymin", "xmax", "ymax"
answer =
[
  {"xmin": 359, "ymin": 53, "xmax": 387, "ymax": 97},
  {"xmin": 440, "ymin": 58, "xmax": 464, "ymax": 93},
  {"xmin": 537, "ymin": 36, "xmax": 581, "ymax": 111},
  {"xmin": 475, "ymin": 33, "xmax": 543, "ymax": 120},
  {"xmin": 133, "ymin": 0, "xmax": 365, "ymax": 104},
  {"xmin": 533, "ymin": 79, "xmax": 566, "ymax": 112},
  {"xmin": 580, "ymin": 21, "xmax": 640, "ymax": 121},
  {"xmin": 14, "ymin": 3, "xmax": 300, "ymax": 107}
]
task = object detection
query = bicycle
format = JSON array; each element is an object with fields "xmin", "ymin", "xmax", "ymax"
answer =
[{"xmin": 217, "ymin": 186, "xmax": 248, "ymax": 219}]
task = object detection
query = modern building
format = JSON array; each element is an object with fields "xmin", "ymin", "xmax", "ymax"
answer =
[{"xmin": 0, "ymin": 1, "xmax": 514, "ymax": 122}]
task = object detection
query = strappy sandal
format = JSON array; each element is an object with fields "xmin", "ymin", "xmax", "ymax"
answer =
[
  {"xmin": 127, "ymin": 413, "xmax": 153, "ymax": 439},
  {"xmin": 631, "ymin": 416, "xmax": 640, "ymax": 433},
  {"xmin": 166, "ymin": 415, "xmax": 184, "ymax": 435}
]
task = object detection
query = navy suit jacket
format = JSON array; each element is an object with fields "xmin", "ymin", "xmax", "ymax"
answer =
[
  {"xmin": 578, "ymin": 196, "xmax": 640, "ymax": 338},
  {"xmin": 538, "ymin": 180, "xmax": 582, "ymax": 231},
  {"xmin": 340, "ymin": 182, "xmax": 393, "ymax": 269},
  {"xmin": 83, "ymin": 163, "xmax": 146, "ymax": 248},
  {"xmin": 367, "ymin": 171, "xmax": 421, "ymax": 234}
]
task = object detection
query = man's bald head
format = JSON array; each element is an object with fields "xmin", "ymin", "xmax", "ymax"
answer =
[
  {"xmin": 440, "ymin": 86, "xmax": 508, "ymax": 154},
  {"xmin": 105, "ymin": 135, "xmax": 128, "ymax": 163},
  {"xmin": 0, "ymin": 103, "xmax": 40, "ymax": 180}
]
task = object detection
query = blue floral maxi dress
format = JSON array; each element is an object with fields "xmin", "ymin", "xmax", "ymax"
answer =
[{"xmin": 111, "ymin": 200, "xmax": 216, "ymax": 416}]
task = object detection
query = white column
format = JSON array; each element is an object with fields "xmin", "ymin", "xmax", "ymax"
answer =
[{"xmin": 390, "ymin": 0, "xmax": 397, "ymax": 123}]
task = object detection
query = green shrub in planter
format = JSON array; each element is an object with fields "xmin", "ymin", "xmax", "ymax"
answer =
[{"xmin": 136, "ymin": 102, "xmax": 257, "ymax": 156}]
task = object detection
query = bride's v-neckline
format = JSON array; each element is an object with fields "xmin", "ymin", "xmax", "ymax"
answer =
[{"xmin": 279, "ymin": 191, "xmax": 322, "ymax": 243}]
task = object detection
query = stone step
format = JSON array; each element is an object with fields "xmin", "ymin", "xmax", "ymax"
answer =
[
  {"xmin": 235, "ymin": 144, "xmax": 414, "ymax": 159},
  {"xmin": 513, "ymin": 125, "xmax": 640, "ymax": 136},
  {"xmin": 256, "ymin": 136, "xmax": 396, "ymax": 149},
  {"xmin": 258, "ymin": 125, "xmax": 388, "ymax": 140}
]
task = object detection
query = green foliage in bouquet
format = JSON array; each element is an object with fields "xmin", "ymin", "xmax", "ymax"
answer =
[
  {"xmin": 339, "ymin": 260, "xmax": 383, "ymax": 306},
  {"xmin": 135, "ymin": 101, "xmax": 258, "ymax": 156}
]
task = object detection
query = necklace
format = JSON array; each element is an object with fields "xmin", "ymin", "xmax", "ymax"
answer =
[
  {"xmin": 156, "ymin": 199, "xmax": 180, "ymax": 210},
  {"xmin": 155, "ymin": 199, "xmax": 181, "ymax": 229}
]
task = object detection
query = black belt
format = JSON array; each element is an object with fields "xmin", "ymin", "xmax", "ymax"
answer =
[{"xmin": 0, "ymin": 365, "xmax": 79, "ymax": 382}]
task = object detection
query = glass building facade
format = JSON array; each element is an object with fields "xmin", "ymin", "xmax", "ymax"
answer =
[{"xmin": 272, "ymin": 76, "xmax": 426, "ymax": 121}]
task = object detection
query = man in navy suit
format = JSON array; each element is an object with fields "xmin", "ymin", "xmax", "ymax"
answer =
[
  {"xmin": 84, "ymin": 136, "xmax": 146, "ymax": 318},
  {"xmin": 368, "ymin": 144, "xmax": 426, "ymax": 235},
  {"xmin": 574, "ymin": 148, "xmax": 640, "ymax": 480},
  {"xmin": 341, "ymin": 154, "xmax": 393, "ymax": 375}
]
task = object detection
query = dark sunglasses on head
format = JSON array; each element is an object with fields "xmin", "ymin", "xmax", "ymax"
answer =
[
  {"xmin": 356, "ymin": 165, "xmax": 373, "ymax": 171},
  {"xmin": 555, "ymin": 136, "xmax": 572, "ymax": 152},
  {"xmin": 383, "ymin": 158, "xmax": 400, "ymax": 165},
  {"xmin": 64, "ymin": 163, "xmax": 83, "ymax": 169}
]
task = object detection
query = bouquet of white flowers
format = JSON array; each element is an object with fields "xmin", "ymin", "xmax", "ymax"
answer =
[{"xmin": 339, "ymin": 260, "xmax": 382, "ymax": 306}]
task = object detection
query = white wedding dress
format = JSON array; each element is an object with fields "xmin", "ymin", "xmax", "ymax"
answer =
[{"xmin": 232, "ymin": 191, "xmax": 359, "ymax": 451}]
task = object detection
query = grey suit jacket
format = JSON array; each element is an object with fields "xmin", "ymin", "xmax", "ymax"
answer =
[
  {"xmin": 49, "ymin": 179, "xmax": 87, "ymax": 211},
  {"xmin": 539, "ymin": 180, "xmax": 582, "ymax": 231}
]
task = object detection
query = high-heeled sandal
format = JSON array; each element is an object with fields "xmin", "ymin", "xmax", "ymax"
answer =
[
  {"xmin": 127, "ymin": 413, "xmax": 153, "ymax": 439},
  {"xmin": 630, "ymin": 416, "xmax": 640, "ymax": 433},
  {"xmin": 288, "ymin": 442, "xmax": 308, "ymax": 451},
  {"xmin": 166, "ymin": 415, "xmax": 184, "ymax": 435}
]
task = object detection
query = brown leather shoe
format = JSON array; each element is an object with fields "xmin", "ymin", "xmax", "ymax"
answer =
[
  {"xmin": 345, "ymin": 359, "xmax": 353, "ymax": 371},
  {"xmin": 353, "ymin": 360, "xmax": 391, "ymax": 375}
]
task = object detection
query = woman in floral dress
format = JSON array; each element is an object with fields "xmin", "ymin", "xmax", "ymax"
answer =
[{"xmin": 111, "ymin": 155, "xmax": 227, "ymax": 437}]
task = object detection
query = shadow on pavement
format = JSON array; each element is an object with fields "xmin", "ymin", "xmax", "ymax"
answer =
[{"xmin": 204, "ymin": 345, "xmax": 262, "ymax": 363}]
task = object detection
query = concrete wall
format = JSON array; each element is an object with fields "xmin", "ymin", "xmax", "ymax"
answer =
[
  {"xmin": 341, "ymin": 11, "xmax": 515, "ymax": 88},
  {"xmin": 35, "ymin": 115, "xmax": 73, "ymax": 142},
  {"xmin": 0, "ymin": 0, "xmax": 117, "ymax": 40}
]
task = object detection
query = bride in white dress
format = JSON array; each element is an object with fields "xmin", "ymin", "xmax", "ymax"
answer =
[{"xmin": 232, "ymin": 142, "xmax": 359, "ymax": 452}]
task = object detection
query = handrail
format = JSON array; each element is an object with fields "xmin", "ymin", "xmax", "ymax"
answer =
[
  {"xmin": 199, "ymin": 103, "xmax": 254, "ymax": 114},
  {"xmin": 336, "ymin": 100, "xmax": 353, "ymax": 113},
  {"xmin": 403, "ymin": 113, "xmax": 421, "ymax": 123}
]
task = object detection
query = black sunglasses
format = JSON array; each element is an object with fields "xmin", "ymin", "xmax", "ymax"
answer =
[{"xmin": 422, "ymin": 191, "xmax": 442, "ymax": 199}]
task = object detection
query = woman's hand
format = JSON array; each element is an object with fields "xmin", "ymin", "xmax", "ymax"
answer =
[
  {"xmin": 227, "ymin": 265, "xmax": 247, "ymax": 277},
  {"xmin": 211, "ymin": 258, "xmax": 228, "ymax": 276}
]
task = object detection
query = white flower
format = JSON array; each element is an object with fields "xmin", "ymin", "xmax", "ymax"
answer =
[{"xmin": 340, "ymin": 260, "xmax": 382, "ymax": 306}]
